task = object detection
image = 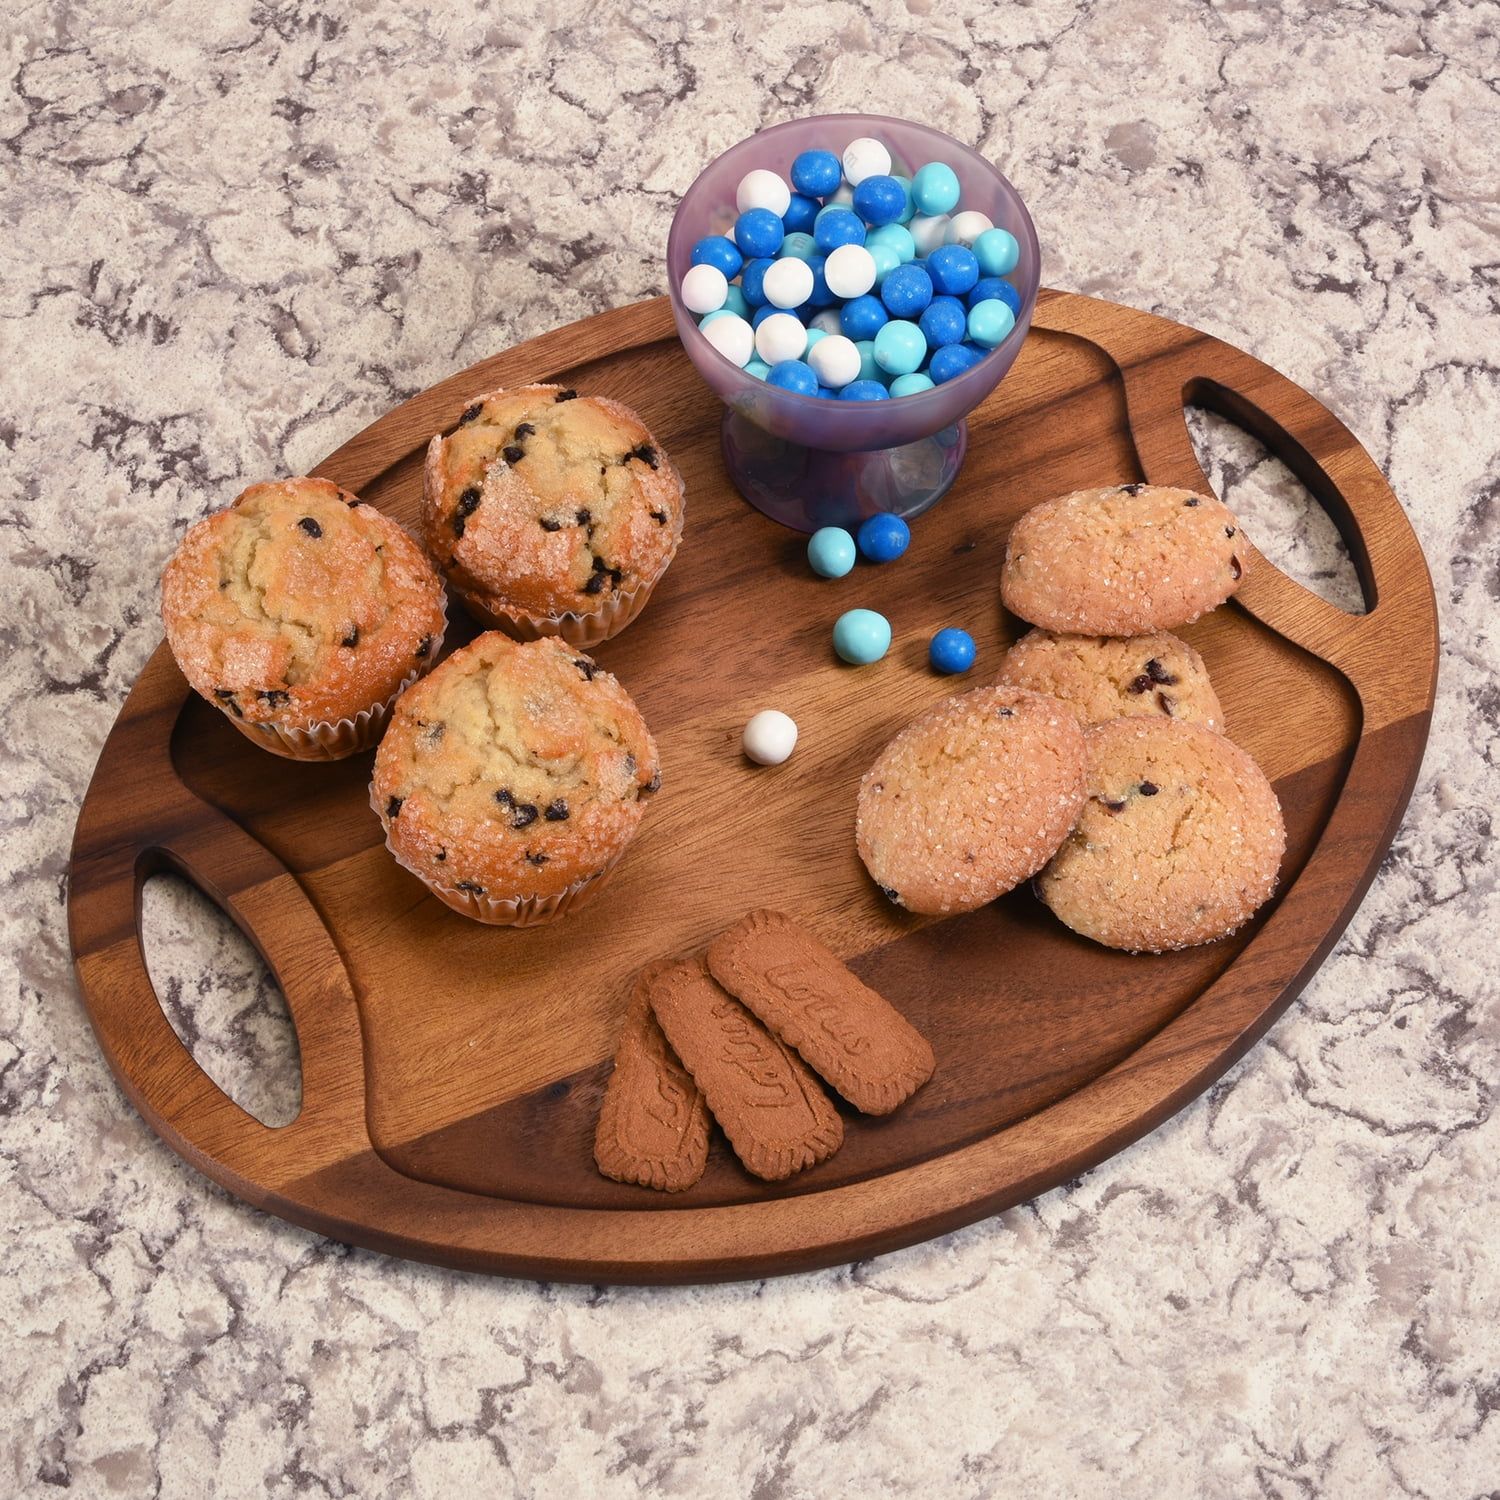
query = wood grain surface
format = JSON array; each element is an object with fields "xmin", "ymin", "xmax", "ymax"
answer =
[{"xmin": 67, "ymin": 290, "xmax": 1438, "ymax": 1283}]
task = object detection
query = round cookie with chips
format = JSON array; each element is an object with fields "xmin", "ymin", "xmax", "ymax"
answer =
[
  {"xmin": 1038, "ymin": 717, "xmax": 1284, "ymax": 951},
  {"xmin": 1001, "ymin": 483, "xmax": 1245, "ymax": 635},
  {"xmin": 856, "ymin": 686, "xmax": 1087, "ymax": 916}
]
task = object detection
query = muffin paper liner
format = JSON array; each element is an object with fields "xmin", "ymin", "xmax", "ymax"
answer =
[{"xmin": 220, "ymin": 596, "xmax": 449, "ymax": 762}]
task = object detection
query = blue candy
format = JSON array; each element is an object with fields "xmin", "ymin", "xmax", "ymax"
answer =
[
  {"xmin": 806, "ymin": 255, "xmax": 838, "ymax": 308},
  {"xmin": 791, "ymin": 149, "xmax": 842, "ymax": 197},
  {"xmin": 852, "ymin": 174, "xmax": 906, "ymax": 227},
  {"xmin": 783, "ymin": 192, "xmax": 820, "ymax": 234},
  {"xmin": 813, "ymin": 207, "xmax": 866, "ymax": 252},
  {"xmin": 927, "ymin": 244, "xmax": 980, "ymax": 297},
  {"xmin": 734, "ymin": 208, "xmax": 784, "ymax": 259},
  {"xmin": 837, "ymin": 379, "xmax": 890, "ymax": 401},
  {"xmin": 968, "ymin": 277, "xmax": 1021, "ymax": 314},
  {"xmin": 840, "ymin": 293, "xmax": 888, "ymax": 341},
  {"xmin": 740, "ymin": 257, "xmax": 772, "ymax": 307},
  {"xmin": 911, "ymin": 162, "xmax": 961, "ymax": 217},
  {"xmin": 807, "ymin": 526, "xmax": 857, "ymax": 578},
  {"xmin": 833, "ymin": 608, "xmax": 892, "ymax": 664},
  {"xmin": 753, "ymin": 302, "xmax": 801, "ymax": 329},
  {"xmin": 929, "ymin": 627, "xmax": 976, "ymax": 674},
  {"xmin": 918, "ymin": 295, "xmax": 968, "ymax": 348},
  {"xmin": 856, "ymin": 512, "xmax": 911, "ymax": 563},
  {"xmin": 880, "ymin": 263, "xmax": 933, "ymax": 318},
  {"xmin": 767, "ymin": 359, "xmax": 818, "ymax": 395},
  {"xmin": 691, "ymin": 235, "xmax": 743, "ymax": 278},
  {"xmin": 929, "ymin": 342, "xmax": 985, "ymax": 383}
]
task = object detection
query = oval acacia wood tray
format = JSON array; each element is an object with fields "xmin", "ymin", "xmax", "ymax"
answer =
[{"xmin": 68, "ymin": 291, "xmax": 1438, "ymax": 1284}]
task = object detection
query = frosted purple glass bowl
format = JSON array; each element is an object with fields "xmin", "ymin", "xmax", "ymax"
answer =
[{"xmin": 666, "ymin": 114, "xmax": 1040, "ymax": 532}]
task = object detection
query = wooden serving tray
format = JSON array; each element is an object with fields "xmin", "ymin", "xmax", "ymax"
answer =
[{"xmin": 68, "ymin": 291, "xmax": 1438, "ymax": 1283}]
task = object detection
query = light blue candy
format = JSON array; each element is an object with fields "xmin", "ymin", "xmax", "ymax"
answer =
[
  {"xmin": 866, "ymin": 223, "xmax": 916, "ymax": 264},
  {"xmin": 869, "ymin": 243, "xmax": 901, "ymax": 285},
  {"xmin": 929, "ymin": 627, "xmax": 976, "ymax": 674},
  {"xmin": 912, "ymin": 162, "xmax": 961, "ymax": 216},
  {"xmin": 973, "ymin": 227, "xmax": 1020, "ymax": 276},
  {"xmin": 744, "ymin": 358, "xmax": 771, "ymax": 380},
  {"xmin": 804, "ymin": 326, "xmax": 829, "ymax": 352},
  {"xmin": 780, "ymin": 231, "xmax": 817, "ymax": 262},
  {"xmin": 854, "ymin": 339, "xmax": 881, "ymax": 383},
  {"xmin": 723, "ymin": 285, "xmax": 750, "ymax": 319},
  {"xmin": 890, "ymin": 174, "xmax": 917, "ymax": 224},
  {"xmin": 889, "ymin": 371, "xmax": 935, "ymax": 397},
  {"xmin": 873, "ymin": 319, "xmax": 927, "ymax": 377},
  {"xmin": 698, "ymin": 308, "xmax": 734, "ymax": 328},
  {"xmin": 807, "ymin": 526, "xmax": 857, "ymax": 578},
  {"xmin": 833, "ymin": 608, "xmax": 892, "ymax": 664},
  {"xmin": 967, "ymin": 299, "xmax": 1016, "ymax": 348}
]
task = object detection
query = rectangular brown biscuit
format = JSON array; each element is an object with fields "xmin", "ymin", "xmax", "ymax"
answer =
[
  {"xmin": 593, "ymin": 968, "xmax": 711, "ymax": 1192},
  {"xmin": 645, "ymin": 957, "xmax": 843, "ymax": 1182},
  {"xmin": 706, "ymin": 910, "xmax": 935, "ymax": 1115}
]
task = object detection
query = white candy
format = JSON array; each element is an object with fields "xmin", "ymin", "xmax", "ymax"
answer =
[
  {"xmin": 701, "ymin": 312, "xmax": 755, "ymax": 367},
  {"xmin": 742, "ymin": 709, "xmax": 798, "ymax": 766},
  {"xmin": 681, "ymin": 263, "xmax": 728, "ymax": 316},
  {"xmin": 808, "ymin": 308, "xmax": 844, "ymax": 336},
  {"xmin": 807, "ymin": 333, "xmax": 862, "ymax": 389},
  {"xmin": 762, "ymin": 256, "xmax": 814, "ymax": 309},
  {"xmin": 754, "ymin": 312, "xmax": 807, "ymax": 365},
  {"xmin": 842, "ymin": 137, "xmax": 892, "ymax": 186},
  {"xmin": 826, "ymin": 182, "xmax": 855, "ymax": 207},
  {"xmin": 946, "ymin": 210, "xmax": 995, "ymax": 247},
  {"xmin": 736, "ymin": 168, "xmax": 792, "ymax": 217},
  {"xmin": 909, "ymin": 214, "xmax": 951, "ymax": 256},
  {"xmin": 823, "ymin": 243, "xmax": 876, "ymax": 299}
]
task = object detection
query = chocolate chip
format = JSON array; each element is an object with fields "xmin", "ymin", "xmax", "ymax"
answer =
[
  {"xmin": 1230, "ymin": 554, "xmax": 1243, "ymax": 580},
  {"xmin": 609, "ymin": 567, "xmax": 623, "ymax": 589},
  {"xmin": 554, "ymin": 388, "xmax": 578, "ymax": 402},
  {"xmin": 213, "ymin": 688, "xmax": 244, "ymax": 719},
  {"xmin": 1184, "ymin": 497, "xmax": 1201, "ymax": 507},
  {"xmin": 540, "ymin": 517, "xmax": 563, "ymax": 532},
  {"xmin": 650, "ymin": 508, "xmax": 668, "ymax": 525},
  {"xmin": 458, "ymin": 402, "xmax": 483, "ymax": 425},
  {"xmin": 879, "ymin": 885, "xmax": 903, "ymax": 905},
  {"xmin": 258, "ymin": 688, "xmax": 290, "ymax": 708},
  {"xmin": 297, "ymin": 517, "xmax": 322, "ymax": 538},
  {"xmin": 386, "ymin": 796, "xmax": 403, "ymax": 818},
  {"xmin": 456, "ymin": 487, "xmax": 482, "ymax": 516},
  {"xmin": 1139, "ymin": 781, "xmax": 1160, "ymax": 796},
  {"xmin": 1100, "ymin": 797, "xmax": 1126, "ymax": 813},
  {"xmin": 624, "ymin": 753, "xmax": 637, "ymax": 776},
  {"xmin": 574, "ymin": 657, "xmax": 596, "ymax": 681},
  {"xmin": 544, "ymin": 800, "xmax": 569, "ymax": 821},
  {"xmin": 525, "ymin": 850, "xmax": 549, "ymax": 866},
  {"xmin": 213, "ymin": 687, "xmax": 235, "ymax": 700},
  {"xmin": 342, "ymin": 625, "xmax": 360, "ymax": 648},
  {"xmin": 1145, "ymin": 658, "xmax": 1177, "ymax": 685},
  {"xmin": 643, "ymin": 770, "xmax": 662, "ymax": 794},
  {"xmin": 623, "ymin": 443, "xmax": 659, "ymax": 468},
  {"xmin": 511, "ymin": 803, "xmax": 539, "ymax": 829},
  {"xmin": 583, "ymin": 572, "xmax": 607, "ymax": 594},
  {"xmin": 575, "ymin": 507, "xmax": 591, "ymax": 526},
  {"xmin": 502, "ymin": 444, "xmax": 524, "ymax": 464},
  {"xmin": 591, "ymin": 555, "xmax": 608, "ymax": 573},
  {"xmin": 1157, "ymin": 691, "xmax": 1175, "ymax": 715},
  {"xmin": 435, "ymin": 848, "xmax": 447, "ymax": 862},
  {"xmin": 1119, "ymin": 482, "xmax": 1145, "ymax": 495},
  {"xmin": 1128, "ymin": 674, "xmax": 1153, "ymax": 694},
  {"xmin": 997, "ymin": 707, "xmax": 1015, "ymax": 718},
  {"xmin": 456, "ymin": 879, "xmax": 485, "ymax": 894},
  {"xmin": 495, "ymin": 788, "xmax": 514, "ymax": 806},
  {"xmin": 1225, "ymin": 526, "xmax": 1237, "ymax": 538},
  {"xmin": 421, "ymin": 720, "xmax": 445, "ymax": 744},
  {"xmin": 414, "ymin": 635, "xmax": 433, "ymax": 659},
  {"xmin": 514, "ymin": 422, "xmax": 536, "ymax": 439}
]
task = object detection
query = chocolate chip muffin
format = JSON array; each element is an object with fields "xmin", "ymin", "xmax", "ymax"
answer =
[
  {"xmin": 423, "ymin": 385, "xmax": 684, "ymax": 647},
  {"xmin": 370, "ymin": 632, "xmax": 660, "ymax": 925},
  {"xmin": 161, "ymin": 477, "xmax": 446, "ymax": 759}
]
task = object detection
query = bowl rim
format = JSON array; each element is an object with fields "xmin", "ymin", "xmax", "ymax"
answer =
[{"xmin": 666, "ymin": 112, "xmax": 1042, "ymax": 416}]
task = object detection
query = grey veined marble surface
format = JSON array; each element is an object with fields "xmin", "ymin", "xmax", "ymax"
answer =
[{"xmin": 3, "ymin": 1, "xmax": 1497, "ymax": 1496}]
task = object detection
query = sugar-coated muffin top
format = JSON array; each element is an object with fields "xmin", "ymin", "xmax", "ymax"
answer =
[
  {"xmin": 1001, "ymin": 483, "xmax": 1245, "ymax": 635},
  {"xmin": 423, "ymin": 385, "xmax": 684, "ymax": 622},
  {"xmin": 371, "ymin": 632, "xmax": 660, "ymax": 902},
  {"xmin": 996, "ymin": 628, "xmax": 1224, "ymax": 732},
  {"xmin": 1038, "ymin": 717, "xmax": 1285, "ymax": 952},
  {"xmin": 856, "ymin": 685, "xmax": 1087, "ymax": 916},
  {"xmin": 161, "ymin": 477, "xmax": 445, "ymax": 728}
]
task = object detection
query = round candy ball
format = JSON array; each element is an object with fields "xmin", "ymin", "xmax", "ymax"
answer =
[
  {"xmin": 880, "ymin": 262, "xmax": 933, "ymax": 319},
  {"xmin": 780, "ymin": 231, "xmax": 817, "ymax": 262},
  {"xmin": 929, "ymin": 627, "xmax": 976, "ymax": 675},
  {"xmin": 927, "ymin": 244, "xmax": 980, "ymax": 297},
  {"xmin": 763, "ymin": 257, "xmax": 814, "ymax": 310},
  {"xmin": 852, "ymin": 174, "xmax": 905, "ymax": 227},
  {"xmin": 911, "ymin": 161, "xmax": 962, "ymax": 217},
  {"xmin": 968, "ymin": 276, "xmax": 1022, "ymax": 315},
  {"xmin": 945, "ymin": 210, "xmax": 994, "ymax": 248},
  {"xmin": 857, "ymin": 512, "xmax": 911, "ymax": 563},
  {"xmin": 737, "ymin": 169, "xmax": 791, "ymax": 217},
  {"xmin": 807, "ymin": 307, "xmax": 844, "ymax": 337},
  {"xmin": 837, "ymin": 379, "xmax": 890, "ymax": 402},
  {"xmin": 813, "ymin": 207, "xmax": 865, "ymax": 253},
  {"xmin": 791, "ymin": 148, "xmax": 842, "ymax": 198},
  {"xmin": 740, "ymin": 257, "xmax": 772, "ymax": 307},
  {"xmin": 766, "ymin": 359, "xmax": 818, "ymax": 395},
  {"xmin": 744, "ymin": 358, "xmax": 771, "ymax": 380},
  {"xmin": 889, "ymin": 371, "xmax": 936, "ymax": 397},
  {"xmin": 869, "ymin": 242, "xmax": 901, "ymax": 286},
  {"xmin": 840, "ymin": 293, "xmax": 889, "ymax": 341},
  {"xmin": 834, "ymin": 608, "xmax": 892, "ymax": 664},
  {"xmin": 807, "ymin": 526, "xmax": 857, "ymax": 578},
  {"xmin": 701, "ymin": 312, "xmax": 755, "ymax": 367},
  {"xmin": 783, "ymin": 192, "xmax": 820, "ymax": 234},
  {"xmin": 909, "ymin": 213, "xmax": 951, "ymax": 257},
  {"xmin": 929, "ymin": 342, "xmax": 986, "ymax": 383},
  {"xmin": 752, "ymin": 302, "xmax": 793, "ymax": 330},
  {"xmin": 734, "ymin": 208, "xmax": 784, "ymax": 259},
  {"xmin": 842, "ymin": 137, "xmax": 892, "ymax": 186},
  {"xmin": 854, "ymin": 341, "xmax": 881, "ymax": 382},
  {"xmin": 805, "ymin": 256, "xmax": 838, "ymax": 308},
  {"xmin": 680, "ymin": 263, "xmax": 728, "ymax": 316},
  {"xmin": 891, "ymin": 174, "xmax": 917, "ymax": 224},
  {"xmin": 742, "ymin": 709, "xmax": 799, "ymax": 766},
  {"xmin": 754, "ymin": 312, "xmax": 808, "ymax": 365},
  {"xmin": 973, "ymin": 227, "xmax": 1021, "ymax": 276},
  {"xmin": 919, "ymin": 294, "xmax": 968, "ymax": 349},
  {"xmin": 807, "ymin": 333, "xmax": 862, "ymax": 390},
  {"xmin": 824, "ymin": 243, "xmax": 877, "ymax": 299},
  {"xmin": 691, "ymin": 235, "xmax": 743, "ymax": 279},
  {"xmin": 967, "ymin": 298, "xmax": 1017, "ymax": 348},
  {"xmin": 804, "ymin": 325, "xmax": 828, "ymax": 352},
  {"xmin": 866, "ymin": 223, "xmax": 917, "ymax": 264},
  {"xmin": 873, "ymin": 320, "xmax": 926, "ymax": 378},
  {"xmin": 723, "ymin": 285, "xmax": 751, "ymax": 320}
]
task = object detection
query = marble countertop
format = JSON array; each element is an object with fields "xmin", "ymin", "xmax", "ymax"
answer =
[{"xmin": 3, "ymin": 2, "xmax": 1496, "ymax": 1495}]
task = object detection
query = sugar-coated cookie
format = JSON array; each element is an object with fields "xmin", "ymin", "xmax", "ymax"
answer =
[
  {"xmin": 856, "ymin": 686, "xmax": 1088, "ymax": 916},
  {"xmin": 1037, "ymin": 718, "xmax": 1285, "ymax": 952},
  {"xmin": 996, "ymin": 628, "xmax": 1224, "ymax": 731},
  {"xmin": 1001, "ymin": 483, "xmax": 1245, "ymax": 635}
]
